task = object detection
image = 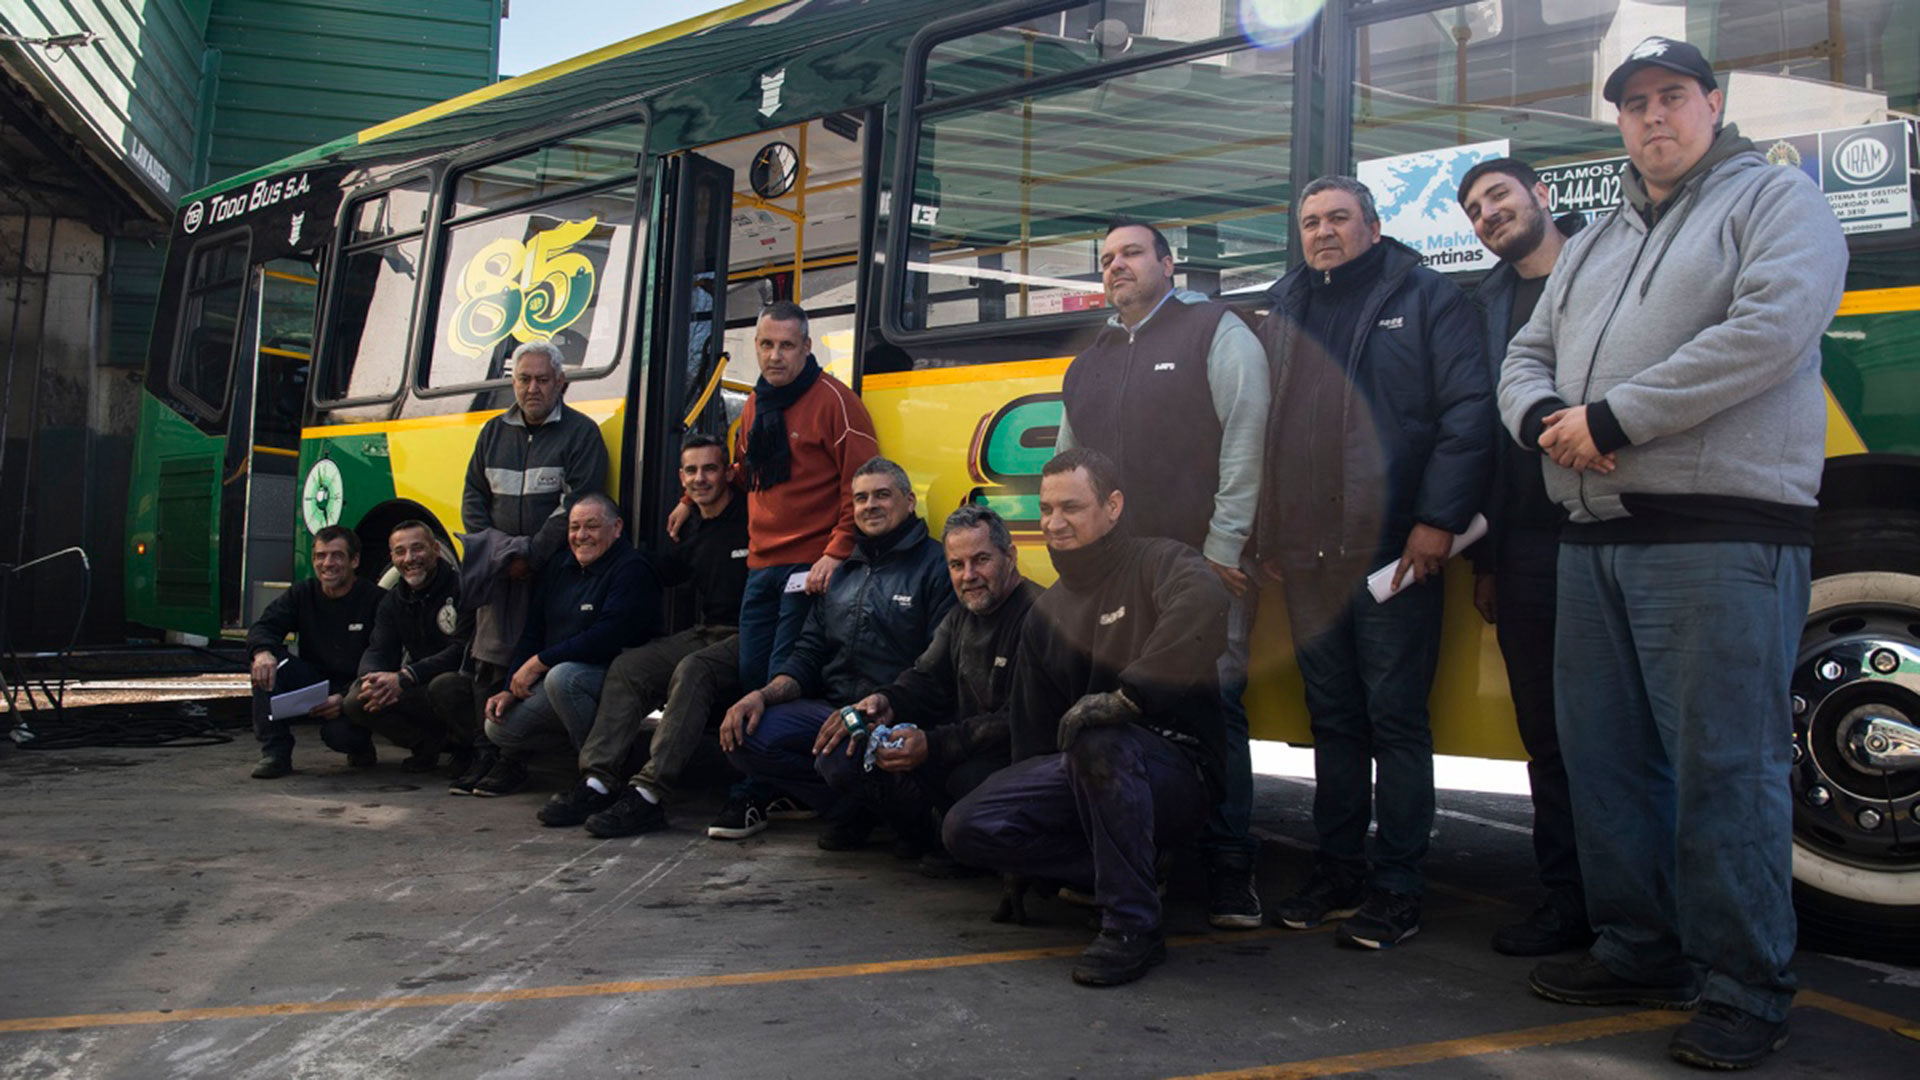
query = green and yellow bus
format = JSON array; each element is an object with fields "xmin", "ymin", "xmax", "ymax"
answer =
[{"xmin": 123, "ymin": 0, "xmax": 1919, "ymax": 951}]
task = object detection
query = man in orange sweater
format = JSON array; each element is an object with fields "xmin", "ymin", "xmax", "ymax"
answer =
[{"xmin": 729, "ymin": 300, "xmax": 879, "ymax": 694}]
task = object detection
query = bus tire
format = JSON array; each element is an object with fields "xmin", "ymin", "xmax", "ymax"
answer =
[{"xmin": 1791, "ymin": 508, "xmax": 1920, "ymax": 964}]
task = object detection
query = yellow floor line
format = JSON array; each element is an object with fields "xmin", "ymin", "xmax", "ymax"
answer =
[
  {"xmin": 1798, "ymin": 990, "xmax": 1919, "ymax": 1036},
  {"xmin": 0, "ymin": 928, "xmax": 1305, "ymax": 1035}
]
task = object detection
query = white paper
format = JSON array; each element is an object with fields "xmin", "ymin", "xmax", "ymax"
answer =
[
  {"xmin": 270, "ymin": 679, "xmax": 331, "ymax": 721},
  {"xmin": 1367, "ymin": 514, "xmax": 1489, "ymax": 604},
  {"xmin": 783, "ymin": 570, "xmax": 809, "ymax": 594}
]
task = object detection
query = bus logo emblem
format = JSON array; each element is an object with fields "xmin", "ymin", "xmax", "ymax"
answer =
[
  {"xmin": 301, "ymin": 459, "xmax": 346, "ymax": 535},
  {"xmin": 183, "ymin": 201, "xmax": 204, "ymax": 234}
]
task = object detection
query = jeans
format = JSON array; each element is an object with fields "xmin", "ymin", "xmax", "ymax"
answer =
[
  {"xmin": 1494, "ymin": 528, "xmax": 1583, "ymax": 915},
  {"xmin": 1201, "ymin": 589, "xmax": 1257, "ymax": 863},
  {"xmin": 725, "ymin": 699, "xmax": 838, "ymax": 812},
  {"xmin": 737, "ymin": 563, "xmax": 815, "ymax": 688},
  {"xmin": 587, "ymin": 628, "xmax": 741, "ymax": 796},
  {"xmin": 1289, "ymin": 576, "xmax": 1443, "ymax": 896},
  {"xmin": 484, "ymin": 661, "xmax": 608, "ymax": 755},
  {"xmin": 251, "ymin": 656, "xmax": 364, "ymax": 759},
  {"xmin": 943, "ymin": 726, "xmax": 1209, "ymax": 932},
  {"xmin": 1556, "ymin": 541, "xmax": 1807, "ymax": 1023}
]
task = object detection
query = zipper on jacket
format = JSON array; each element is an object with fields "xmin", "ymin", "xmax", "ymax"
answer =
[{"xmin": 1572, "ymin": 217, "xmax": 1659, "ymax": 521}]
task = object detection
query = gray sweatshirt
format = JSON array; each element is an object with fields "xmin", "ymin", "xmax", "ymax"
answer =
[{"xmin": 1497, "ymin": 126, "xmax": 1848, "ymax": 542}]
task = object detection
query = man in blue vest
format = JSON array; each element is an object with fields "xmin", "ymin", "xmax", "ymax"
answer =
[{"xmin": 1054, "ymin": 220, "xmax": 1269, "ymax": 931}]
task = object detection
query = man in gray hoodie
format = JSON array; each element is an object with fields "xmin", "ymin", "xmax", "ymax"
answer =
[{"xmin": 1496, "ymin": 37, "xmax": 1848, "ymax": 1070}]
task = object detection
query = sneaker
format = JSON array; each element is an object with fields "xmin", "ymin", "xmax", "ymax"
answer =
[
  {"xmin": 1270, "ymin": 869, "xmax": 1366, "ymax": 930},
  {"xmin": 1492, "ymin": 900, "xmax": 1596, "ymax": 957},
  {"xmin": 1529, "ymin": 952, "xmax": 1701, "ymax": 1009},
  {"xmin": 1207, "ymin": 855, "xmax": 1263, "ymax": 930},
  {"xmin": 1335, "ymin": 890, "xmax": 1422, "ymax": 949},
  {"xmin": 447, "ymin": 748, "xmax": 498, "ymax": 795},
  {"xmin": 707, "ymin": 793, "xmax": 771, "ymax": 839},
  {"xmin": 585, "ymin": 787, "xmax": 671, "ymax": 838},
  {"xmin": 1071, "ymin": 928, "xmax": 1167, "ymax": 987},
  {"xmin": 537, "ymin": 779, "xmax": 621, "ymax": 827},
  {"xmin": 346, "ymin": 749, "xmax": 378, "ymax": 768},
  {"xmin": 399, "ymin": 746, "xmax": 441, "ymax": 774},
  {"xmin": 765, "ymin": 795, "xmax": 817, "ymax": 821},
  {"xmin": 471, "ymin": 757, "xmax": 530, "ymax": 798},
  {"xmin": 251, "ymin": 755, "xmax": 292, "ymax": 779},
  {"xmin": 817, "ymin": 810, "xmax": 877, "ymax": 851},
  {"xmin": 1668, "ymin": 1001, "xmax": 1789, "ymax": 1070},
  {"xmin": 445, "ymin": 746, "xmax": 476, "ymax": 780}
]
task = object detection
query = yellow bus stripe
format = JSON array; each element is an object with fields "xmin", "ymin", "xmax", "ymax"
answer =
[
  {"xmin": 1836, "ymin": 286, "xmax": 1920, "ymax": 317},
  {"xmin": 259, "ymin": 346, "xmax": 310, "ymax": 361},
  {"xmin": 355, "ymin": 0, "xmax": 793, "ymax": 145},
  {"xmin": 863, "ymin": 357, "xmax": 1073, "ymax": 391},
  {"xmin": 302, "ymin": 398, "xmax": 625, "ymax": 440}
]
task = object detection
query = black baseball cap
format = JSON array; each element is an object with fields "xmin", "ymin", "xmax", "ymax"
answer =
[{"xmin": 1602, "ymin": 37, "xmax": 1718, "ymax": 105}]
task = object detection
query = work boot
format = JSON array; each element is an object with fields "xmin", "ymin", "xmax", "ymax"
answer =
[
  {"xmin": 448, "ymin": 747, "xmax": 498, "ymax": 795},
  {"xmin": 1206, "ymin": 852, "xmax": 1262, "ymax": 930},
  {"xmin": 251, "ymin": 755, "xmax": 292, "ymax": 780},
  {"xmin": 1071, "ymin": 928, "xmax": 1166, "ymax": 987},
  {"xmin": 1529, "ymin": 952, "xmax": 1701, "ymax": 1009},
  {"xmin": 1335, "ymin": 889, "xmax": 1422, "ymax": 950},
  {"xmin": 1270, "ymin": 867, "xmax": 1366, "ymax": 929},
  {"xmin": 1668, "ymin": 1001, "xmax": 1788, "ymax": 1070},
  {"xmin": 1491, "ymin": 900, "xmax": 1596, "ymax": 957},
  {"xmin": 585, "ymin": 786, "xmax": 670, "ymax": 838},
  {"xmin": 538, "ymin": 779, "xmax": 620, "ymax": 827}
]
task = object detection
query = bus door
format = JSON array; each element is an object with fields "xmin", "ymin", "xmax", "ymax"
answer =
[
  {"xmin": 636, "ymin": 151, "xmax": 734, "ymax": 534},
  {"xmin": 219, "ymin": 257, "xmax": 319, "ymax": 628}
]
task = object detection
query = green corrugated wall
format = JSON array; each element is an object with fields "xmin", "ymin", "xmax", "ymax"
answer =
[{"xmin": 202, "ymin": 0, "xmax": 501, "ymax": 183}]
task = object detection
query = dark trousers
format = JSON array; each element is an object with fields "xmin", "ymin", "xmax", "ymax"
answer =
[
  {"xmin": 1494, "ymin": 529, "xmax": 1583, "ymax": 915},
  {"xmin": 342, "ymin": 672, "xmax": 470, "ymax": 756},
  {"xmin": 943, "ymin": 725, "xmax": 1209, "ymax": 932},
  {"xmin": 726, "ymin": 699, "xmax": 838, "ymax": 811},
  {"xmin": 251, "ymin": 656, "xmax": 361, "ymax": 759},
  {"xmin": 816, "ymin": 738, "xmax": 1003, "ymax": 846},
  {"xmin": 1289, "ymin": 576, "xmax": 1443, "ymax": 895},
  {"xmin": 588, "ymin": 627, "xmax": 740, "ymax": 793}
]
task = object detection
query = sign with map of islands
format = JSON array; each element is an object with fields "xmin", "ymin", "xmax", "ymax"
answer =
[{"xmin": 1356, "ymin": 139, "xmax": 1509, "ymax": 274}]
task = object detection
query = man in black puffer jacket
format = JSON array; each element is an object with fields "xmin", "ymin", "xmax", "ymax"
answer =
[
  {"xmin": 714, "ymin": 457, "xmax": 956, "ymax": 840},
  {"xmin": 945, "ymin": 449, "xmax": 1229, "ymax": 989},
  {"xmin": 1255, "ymin": 175, "xmax": 1491, "ymax": 951},
  {"xmin": 345, "ymin": 521, "xmax": 473, "ymax": 772}
]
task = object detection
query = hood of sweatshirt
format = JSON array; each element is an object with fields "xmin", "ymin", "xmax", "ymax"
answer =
[{"xmin": 1620, "ymin": 123, "xmax": 1755, "ymax": 224}]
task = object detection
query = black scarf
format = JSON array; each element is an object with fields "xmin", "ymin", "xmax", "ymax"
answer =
[
  {"xmin": 742, "ymin": 355, "xmax": 823, "ymax": 491},
  {"xmin": 1047, "ymin": 521, "xmax": 1130, "ymax": 594}
]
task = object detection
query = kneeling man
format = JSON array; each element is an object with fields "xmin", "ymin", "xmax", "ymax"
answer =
[
  {"xmin": 344, "ymin": 520, "xmax": 474, "ymax": 771},
  {"xmin": 944, "ymin": 448, "xmax": 1229, "ymax": 987}
]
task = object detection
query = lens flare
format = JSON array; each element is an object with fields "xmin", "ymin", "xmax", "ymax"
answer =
[{"xmin": 1239, "ymin": 0, "xmax": 1326, "ymax": 49}]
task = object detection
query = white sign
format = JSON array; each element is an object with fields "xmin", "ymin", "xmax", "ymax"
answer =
[{"xmin": 1357, "ymin": 139, "xmax": 1510, "ymax": 273}]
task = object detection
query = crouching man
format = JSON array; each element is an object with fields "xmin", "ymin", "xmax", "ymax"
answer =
[
  {"xmin": 344, "ymin": 520, "xmax": 474, "ymax": 771},
  {"xmin": 814, "ymin": 504, "xmax": 1041, "ymax": 863},
  {"xmin": 944, "ymin": 449, "xmax": 1229, "ymax": 987}
]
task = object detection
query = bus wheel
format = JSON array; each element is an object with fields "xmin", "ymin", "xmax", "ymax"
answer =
[{"xmin": 1791, "ymin": 509, "xmax": 1920, "ymax": 964}]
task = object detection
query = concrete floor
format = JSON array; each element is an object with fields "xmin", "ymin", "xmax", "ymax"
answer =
[{"xmin": 1, "ymin": 730, "xmax": 1914, "ymax": 1079}]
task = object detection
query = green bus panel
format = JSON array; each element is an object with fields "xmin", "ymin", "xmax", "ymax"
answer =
[{"xmin": 124, "ymin": 389, "xmax": 224, "ymax": 638}]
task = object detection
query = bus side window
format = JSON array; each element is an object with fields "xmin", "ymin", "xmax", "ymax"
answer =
[
  {"xmin": 316, "ymin": 181, "xmax": 430, "ymax": 416},
  {"xmin": 173, "ymin": 234, "xmax": 252, "ymax": 417}
]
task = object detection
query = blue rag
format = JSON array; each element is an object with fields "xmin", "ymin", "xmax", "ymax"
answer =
[{"xmin": 862, "ymin": 723, "xmax": 919, "ymax": 772}]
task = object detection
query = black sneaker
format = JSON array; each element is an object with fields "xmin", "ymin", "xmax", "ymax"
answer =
[
  {"xmin": 707, "ymin": 793, "xmax": 770, "ymax": 839},
  {"xmin": 399, "ymin": 746, "xmax": 441, "ymax": 774},
  {"xmin": 764, "ymin": 795, "xmax": 817, "ymax": 821},
  {"xmin": 445, "ymin": 746, "xmax": 476, "ymax": 780},
  {"xmin": 346, "ymin": 749, "xmax": 378, "ymax": 769},
  {"xmin": 1668, "ymin": 1001, "xmax": 1789, "ymax": 1070},
  {"xmin": 585, "ymin": 787, "xmax": 670, "ymax": 838},
  {"xmin": 251, "ymin": 755, "xmax": 292, "ymax": 779},
  {"xmin": 537, "ymin": 779, "xmax": 621, "ymax": 827},
  {"xmin": 1071, "ymin": 928, "xmax": 1167, "ymax": 987},
  {"xmin": 1529, "ymin": 952, "xmax": 1701, "ymax": 1009},
  {"xmin": 471, "ymin": 757, "xmax": 530, "ymax": 797},
  {"xmin": 1207, "ymin": 855, "xmax": 1262, "ymax": 930},
  {"xmin": 1492, "ymin": 900, "xmax": 1596, "ymax": 957},
  {"xmin": 817, "ymin": 809, "xmax": 877, "ymax": 851},
  {"xmin": 1270, "ymin": 869, "xmax": 1366, "ymax": 929},
  {"xmin": 1335, "ymin": 890, "xmax": 1422, "ymax": 949},
  {"xmin": 448, "ymin": 748, "xmax": 498, "ymax": 795}
]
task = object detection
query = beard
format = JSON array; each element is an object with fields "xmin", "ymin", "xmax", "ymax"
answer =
[{"xmin": 1487, "ymin": 205, "xmax": 1549, "ymax": 263}]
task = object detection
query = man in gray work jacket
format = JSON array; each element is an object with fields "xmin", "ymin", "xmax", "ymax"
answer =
[
  {"xmin": 1056, "ymin": 219, "xmax": 1268, "ymax": 931},
  {"xmin": 1497, "ymin": 37, "xmax": 1848, "ymax": 1070}
]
